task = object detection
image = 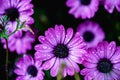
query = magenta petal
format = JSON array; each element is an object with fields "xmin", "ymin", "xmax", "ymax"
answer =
[
  {"xmin": 104, "ymin": 2, "xmax": 115, "ymax": 13},
  {"xmin": 35, "ymin": 44, "xmax": 53, "ymax": 52},
  {"xmin": 69, "ymin": 55, "xmax": 82, "ymax": 64},
  {"xmin": 110, "ymin": 47, "xmax": 120, "ymax": 63},
  {"xmin": 64, "ymin": 28, "xmax": 73, "ymax": 44},
  {"xmin": 69, "ymin": 49, "xmax": 86, "ymax": 57},
  {"xmin": 19, "ymin": 4, "xmax": 33, "ymax": 12},
  {"xmin": 20, "ymin": 8, "xmax": 33, "ymax": 16},
  {"xmin": 54, "ymin": 25, "xmax": 61, "ymax": 43},
  {"xmin": 15, "ymin": 58, "xmax": 25, "ymax": 69},
  {"xmin": 113, "ymin": 63, "xmax": 120, "ymax": 70},
  {"xmin": 68, "ymin": 32, "xmax": 83, "ymax": 48},
  {"xmin": 35, "ymin": 51, "xmax": 53, "ymax": 61},
  {"xmin": 96, "ymin": 41, "xmax": 108, "ymax": 58},
  {"xmin": 65, "ymin": 59, "xmax": 75, "ymax": 76},
  {"xmin": 16, "ymin": 76, "xmax": 24, "ymax": 80},
  {"xmin": 84, "ymin": 70, "xmax": 99, "ymax": 80},
  {"xmin": 81, "ymin": 68, "xmax": 96, "ymax": 76},
  {"xmin": 59, "ymin": 25, "xmax": 65, "ymax": 43},
  {"xmin": 82, "ymin": 61, "xmax": 97, "ymax": 68},
  {"xmin": 116, "ymin": 3, "xmax": 120, "ymax": 12},
  {"xmin": 106, "ymin": 41, "xmax": 116, "ymax": 59},
  {"xmin": 50, "ymin": 58, "xmax": 60, "ymax": 77},
  {"xmin": 45, "ymin": 29, "xmax": 57, "ymax": 46},
  {"xmin": 38, "ymin": 36, "xmax": 53, "ymax": 47},
  {"xmin": 17, "ymin": 0, "xmax": 32, "ymax": 8},
  {"xmin": 68, "ymin": 58, "xmax": 80, "ymax": 72},
  {"xmin": 110, "ymin": 71, "xmax": 119, "ymax": 80},
  {"xmin": 14, "ymin": 69, "xmax": 25, "ymax": 75},
  {"xmin": 16, "ymin": 39, "xmax": 22, "ymax": 54},
  {"xmin": 93, "ymin": 73, "xmax": 104, "ymax": 80},
  {"xmin": 23, "ymin": 55, "xmax": 34, "ymax": 65},
  {"xmin": 42, "ymin": 57, "xmax": 56, "ymax": 70},
  {"xmin": 62, "ymin": 67, "xmax": 67, "ymax": 77},
  {"xmin": 35, "ymin": 60, "xmax": 42, "ymax": 68}
]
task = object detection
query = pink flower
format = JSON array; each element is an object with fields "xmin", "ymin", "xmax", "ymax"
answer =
[
  {"xmin": 35, "ymin": 24, "xmax": 87, "ymax": 77},
  {"xmin": 14, "ymin": 55, "xmax": 44, "ymax": 80},
  {"xmin": 81, "ymin": 41, "xmax": 120, "ymax": 80}
]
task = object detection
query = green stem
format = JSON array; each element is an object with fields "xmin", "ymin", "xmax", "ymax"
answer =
[
  {"xmin": 5, "ymin": 39, "xmax": 9, "ymax": 80},
  {"xmin": 57, "ymin": 63, "xmax": 66, "ymax": 80},
  {"xmin": 74, "ymin": 72, "xmax": 81, "ymax": 80}
]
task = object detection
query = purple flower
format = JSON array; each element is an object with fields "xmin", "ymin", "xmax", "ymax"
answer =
[
  {"xmin": 0, "ymin": 0, "xmax": 34, "ymax": 32},
  {"xmin": 1, "ymin": 30, "xmax": 35, "ymax": 54},
  {"xmin": 66, "ymin": 0, "xmax": 99, "ymax": 19},
  {"xmin": 104, "ymin": 0, "xmax": 120, "ymax": 13},
  {"xmin": 35, "ymin": 24, "xmax": 87, "ymax": 77},
  {"xmin": 81, "ymin": 41, "xmax": 120, "ymax": 80},
  {"xmin": 77, "ymin": 21, "xmax": 105, "ymax": 48},
  {"xmin": 14, "ymin": 55, "xmax": 44, "ymax": 80}
]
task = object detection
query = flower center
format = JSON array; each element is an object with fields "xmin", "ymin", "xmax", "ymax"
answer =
[
  {"xmin": 5, "ymin": 7, "xmax": 19, "ymax": 22},
  {"xmin": 97, "ymin": 58, "xmax": 113, "ymax": 73},
  {"xmin": 83, "ymin": 31, "xmax": 94, "ymax": 42},
  {"xmin": 53, "ymin": 44, "xmax": 69, "ymax": 58},
  {"xmin": 27, "ymin": 65, "xmax": 38, "ymax": 77},
  {"xmin": 80, "ymin": 0, "xmax": 91, "ymax": 5}
]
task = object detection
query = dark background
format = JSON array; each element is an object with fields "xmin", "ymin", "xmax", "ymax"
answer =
[{"xmin": 1, "ymin": 0, "xmax": 120, "ymax": 80}]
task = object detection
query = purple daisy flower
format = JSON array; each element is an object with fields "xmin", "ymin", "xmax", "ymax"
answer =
[
  {"xmin": 77, "ymin": 21, "xmax": 105, "ymax": 48},
  {"xmin": 1, "ymin": 30, "xmax": 35, "ymax": 54},
  {"xmin": 35, "ymin": 24, "xmax": 87, "ymax": 77},
  {"xmin": 0, "ymin": 0, "xmax": 34, "ymax": 32},
  {"xmin": 104, "ymin": 0, "xmax": 120, "ymax": 13},
  {"xmin": 81, "ymin": 41, "xmax": 120, "ymax": 80},
  {"xmin": 14, "ymin": 55, "xmax": 44, "ymax": 80},
  {"xmin": 66, "ymin": 0, "xmax": 99, "ymax": 19}
]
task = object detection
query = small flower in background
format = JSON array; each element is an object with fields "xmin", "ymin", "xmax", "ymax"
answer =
[
  {"xmin": 77, "ymin": 21, "xmax": 105, "ymax": 48},
  {"xmin": 66, "ymin": 0, "xmax": 99, "ymax": 19},
  {"xmin": 103, "ymin": 0, "xmax": 120, "ymax": 13},
  {"xmin": 81, "ymin": 41, "xmax": 120, "ymax": 80},
  {"xmin": 35, "ymin": 24, "xmax": 87, "ymax": 77},
  {"xmin": 14, "ymin": 55, "xmax": 44, "ymax": 80},
  {"xmin": 1, "ymin": 30, "xmax": 35, "ymax": 54},
  {"xmin": 0, "ymin": 0, "xmax": 34, "ymax": 32}
]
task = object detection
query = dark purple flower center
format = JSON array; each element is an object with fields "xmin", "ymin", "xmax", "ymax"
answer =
[
  {"xmin": 97, "ymin": 58, "xmax": 113, "ymax": 73},
  {"xmin": 5, "ymin": 7, "xmax": 19, "ymax": 22},
  {"xmin": 81, "ymin": 0, "xmax": 91, "ymax": 5},
  {"xmin": 27, "ymin": 65, "xmax": 38, "ymax": 77},
  {"xmin": 83, "ymin": 31, "xmax": 94, "ymax": 42},
  {"xmin": 53, "ymin": 44, "xmax": 69, "ymax": 58}
]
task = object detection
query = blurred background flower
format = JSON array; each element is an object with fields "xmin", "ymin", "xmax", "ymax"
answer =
[
  {"xmin": 77, "ymin": 20, "xmax": 105, "ymax": 48},
  {"xmin": 66, "ymin": 0, "xmax": 99, "ymax": 19}
]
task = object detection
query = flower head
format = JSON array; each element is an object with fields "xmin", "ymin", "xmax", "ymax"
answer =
[
  {"xmin": 1, "ymin": 30, "xmax": 35, "ymax": 54},
  {"xmin": 0, "ymin": 0, "xmax": 34, "ymax": 32},
  {"xmin": 77, "ymin": 21, "xmax": 105, "ymax": 48},
  {"xmin": 66, "ymin": 0, "xmax": 99, "ymax": 19},
  {"xmin": 104, "ymin": 0, "xmax": 120, "ymax": 13},
  {"xmin": 14, "ymin": 55, "xmax": 44, "ymax": 80},
  {"xmin": 81, "ymin": 41, "xmax": 120, "ymax": 80},
  {"xmin": 35, "ymin": 24, "xmax": 87, "ymax": 77}
]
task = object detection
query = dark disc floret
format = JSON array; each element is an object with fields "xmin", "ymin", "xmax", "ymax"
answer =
[
  {"xmin": 81, "ymin": 0, "xmax": 91, "ymax": 5},
  {"xmin": 97, "ymin": 58, "xmax": 113, "ymax": 73},
  {"xmin": 27, "ymin": 65, "xmax": 38, "ymax": 77},
  {"xmin": 83, "ymin": 31, "xmax": 94, "ymax": 42},
  {"xmin": 5, "ymin": 7, "xmax": 19, "ymax": 22},
  {"xmin": 53, "ymin": 44, "xmax": 69, "ymax": 58}
]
